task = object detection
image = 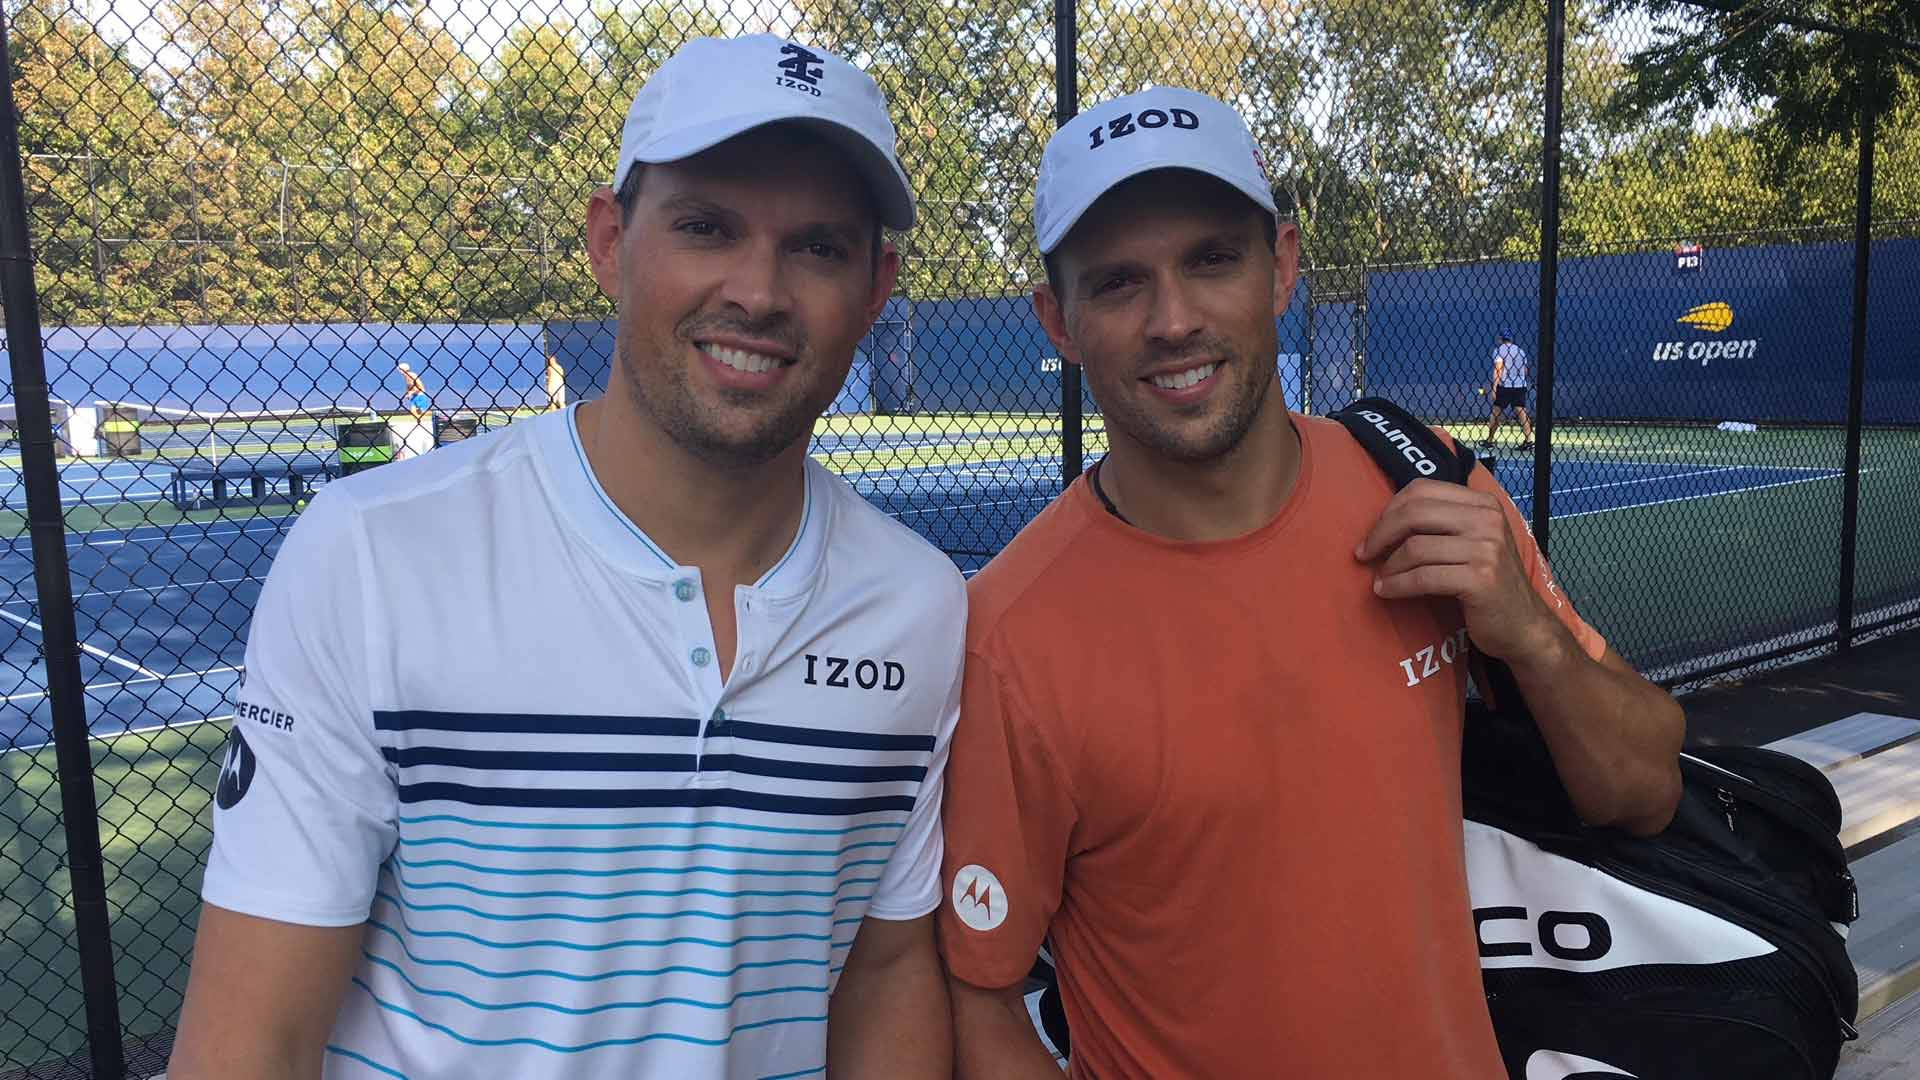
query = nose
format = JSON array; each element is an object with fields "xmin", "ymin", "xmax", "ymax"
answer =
[
  {"xmin": 716, "ymin": 237, "xmax": 793, "ymax": 323},
  {"xmin": 1145, "ymin": 276, "xmax": 1205, "ymax": 349}
]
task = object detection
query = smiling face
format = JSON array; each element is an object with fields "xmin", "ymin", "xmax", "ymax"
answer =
[
  {"xmin": 1036, "ymin": 170, "xmax": 1298, "ymax": 467},
  {"xmin": 585, "ymin": 125, "xmax": 898, "ymax": 468}
]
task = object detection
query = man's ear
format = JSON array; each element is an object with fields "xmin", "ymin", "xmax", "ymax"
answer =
[
  {"xmin": 1271, "ymin": 220, "xmax": 1301, "ymax": 317},
  {"xmin": 866, "ymin": 238, "xmax": 902, "ymax": 322},
  {"xmin": 1033, "ymin": 284, "xmax": 1082, "ymax": 368},
  {"xmin": 585, "ymin": 187, "xmax": 625, "ymax": 301}
]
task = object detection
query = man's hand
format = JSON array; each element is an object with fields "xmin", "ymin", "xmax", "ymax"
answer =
[
  {"xmin": 1355, "ymin": 477, "xmax": 1684, "ymax": 835},
  {"xmin": 1355, "ymin": 478, "xmax": 1559, "ymax": 664}
]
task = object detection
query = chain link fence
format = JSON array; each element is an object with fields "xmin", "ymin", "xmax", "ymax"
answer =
[{"xmin": 0, "ymin": 0, "xmax": 1914, "ymax": 1074}]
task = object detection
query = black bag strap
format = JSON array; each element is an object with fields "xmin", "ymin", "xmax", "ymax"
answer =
[
  {"xmin": 1329, "ymin": 396, "xmax": 1580, "ymax": 826},
  {"xmin": 1330, "ymin": 397, "xmax": 1480, "ymax": 491}
]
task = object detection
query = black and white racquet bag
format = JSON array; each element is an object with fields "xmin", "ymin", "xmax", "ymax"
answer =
[{"xmin": 1332, "ymin": 397, "xmax": 1860, "ymax": 1080}]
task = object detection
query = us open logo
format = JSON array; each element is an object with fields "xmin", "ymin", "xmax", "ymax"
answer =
[{"xmin": 952, "ymin": 864, "xmax": 1007, "ymax": 932}]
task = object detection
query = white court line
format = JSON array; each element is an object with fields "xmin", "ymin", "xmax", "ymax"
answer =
[
  {"xmin": 1509, "ymin": 464, "xmax": 1747, "ymax": 502},
  {"xmin": 6, "ymin": 712, "xmax": 234, "ymax": 755},
  {"xmin": 1554, "ymin": 468, "xmax": 1854, "ymax": 521},
  {"xmin": 0, "ymin": 573, "xmax": 266, "ymax": 606},
  {"xmin": 65, "ymin": 516, "xmax": 289, "ymax": 551},
  {"xmin": 0, "ymin": 607, "xmax": 164, "ymax": 679},
  {"xmin": 0, "ymin": 664, "xmax": 244, "ymax": 704},
  {"xmin": 888, "ymin": 494, "xmax": 1055, "ymax": 520}
]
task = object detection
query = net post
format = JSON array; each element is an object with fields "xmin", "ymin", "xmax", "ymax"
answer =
[
  {"xmin": 0, "ymin": 10, "xmax": 126, "ymax": 1078},
  {"xmin": 1529, "ymin": 0, "xmax": 1566, "ymax": 553},
  {"xmin": 1054, "ymin": 0, "xmax": 1081, "ymax": 490},
  {"xmin": 1837, "ymin": 59, "xmax": 1876, "ymax": 653}
]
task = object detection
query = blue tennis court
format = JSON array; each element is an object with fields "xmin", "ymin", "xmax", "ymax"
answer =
[{"xmin": 0, "ymin": 442, "xmax": 1845, "ymax": 751}]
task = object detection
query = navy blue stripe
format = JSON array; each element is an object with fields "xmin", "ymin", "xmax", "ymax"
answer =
[
  {"xmin": 374, "ymin": 710, "xmax": 700, "ymax": 737},
  {"xmin": 382, "ymin": 747, "xmax": 697, "ymax": 772},
  {"xmin": 701, "ymin": 755, "xmax": 927, "ymax": 783},
  {"xmin": 399, "ymin": 782, "xmax": 916, "ymax": 815},
  {"xmin": 719, "ymin": 719, "xmax": 934, "ymax": 753},
  {"xmin": 380, "ymin": 748, "xmax": 923, "ymax": 783}
]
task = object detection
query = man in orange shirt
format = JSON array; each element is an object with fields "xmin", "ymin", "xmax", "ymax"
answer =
[{"xmin": 938, "ymin": 87, "xmax": 1686, "ymax": 1079}]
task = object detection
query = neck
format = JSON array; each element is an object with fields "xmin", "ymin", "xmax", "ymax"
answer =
[
  {"xmin": 574, "ymin": 396, "xmax": 808, "ymax": 582},
  {"xmin": 1100, "ymin": 393, "xmax": 1301, "ymax": 543}
]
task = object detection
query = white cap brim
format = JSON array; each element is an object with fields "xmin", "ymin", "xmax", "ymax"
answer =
[{"xmin": 624, "ymin": 114, "xmax": 915, "ymax": 232}]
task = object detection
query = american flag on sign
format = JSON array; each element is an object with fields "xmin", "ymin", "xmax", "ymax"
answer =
[{"xmin": 1674, "ymin": 241, "xmax": 1704, "ymax": 273}]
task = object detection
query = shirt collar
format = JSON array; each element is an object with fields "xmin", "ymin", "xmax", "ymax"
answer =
[{"xmin": 530, "ymin": 404, "xmax": 830, "ymax": 593}]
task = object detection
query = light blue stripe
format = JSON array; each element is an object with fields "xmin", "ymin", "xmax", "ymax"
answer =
[
  {"xmin": 373, "ymin": 892, "xmax": 831, "ymax": 951},
  {"xmin": 399, "ymin": 835, "xmax": 896, "ymax": 857},
  {"xmin": 756, "ymin": 472, "xmax": 811, "ymax": 587},
  {"xmin": 391, "ymin": 871, "xmax": 885, "ymax": 904},
  {"xmin": 567, "ymin": 407, "xmax": 674, "ymax": 569},
  {"xmin": 363, "ymin": 951, "xmax": 825, "ymax": 1014},
  {"xmin": 353, "ymin": 977, "xmax": 827, "ymax": 1051},
  {"xmin": 397, "ymin": 856, "xmax": 892, "ymax": 879},
  {"xmin": 324, "ymin": 1045, "xmax": 409, "ymax": 1079},
  {"xmin": 378, "ymin": 887, "xmax": 874, "ymax": 925},
  {"xmin": 759, "ymin": 1067, "xmax": 826, "ymax": 1080},
  {"xmin": 366, "ymin": 920, "xmax": 827, "ymax": 982},
  {"xmin": 831, "ymin": 916, "xmax": 864, "ymax": 927},
  {"xmin": 400, "ymin": 814, "xmax": 906, "ymax": 836}
]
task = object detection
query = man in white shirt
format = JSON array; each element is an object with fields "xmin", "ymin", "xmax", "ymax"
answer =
[
  {"xmin": 1484, "ymin": 329, "xmax": 1534, "ymax": 451},
  {"xmin": 168, "ymin": 34, "xmax": 963, "ymax": 1080}
]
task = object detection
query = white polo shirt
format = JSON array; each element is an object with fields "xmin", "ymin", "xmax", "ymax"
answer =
[
  {"xmin": 1494, "ymin": 341, "xmax": 1530, "ymax": 387},
  {"xmin": 203, "ymin": 406, "xmax": 966, "ymax": 1080}
]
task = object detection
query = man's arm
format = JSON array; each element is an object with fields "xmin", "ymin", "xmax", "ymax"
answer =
[
  {"xmin": 951, "ymin": 976, "xmax": 1064, "ymax": 1079},
  {"xmin": 1359, "ymin": 478, "xmax": 1684, "ymax": 835},
  {"xmin": 828, "ymin": 913, "xmax": 950, "ymax": 1079},
  {"xmin": 167, "ymin": 905, "xmax": 365, "ymax": 1080}
]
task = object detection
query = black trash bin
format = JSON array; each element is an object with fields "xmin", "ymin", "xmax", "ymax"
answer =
[
  {"xmin": 102, "ymin": 405, "xmax": 144, "ymax": 458},
  {"xmin": 337, "ymin": 419, "xmax": 395, "ymax": 476}
]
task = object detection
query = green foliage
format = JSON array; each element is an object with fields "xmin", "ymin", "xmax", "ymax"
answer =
[{"xmin": 8, "ymin": 0, "xmax": 1913, "ymax": 327}]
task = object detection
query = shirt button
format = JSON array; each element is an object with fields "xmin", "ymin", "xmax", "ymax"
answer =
[
  {"xmin": 691, "ymin": 646, "xmax": 712, "ymax": 668},
  {"xmin": 673, "ymin": 578, "xmax": 697, "ymax": 602}
]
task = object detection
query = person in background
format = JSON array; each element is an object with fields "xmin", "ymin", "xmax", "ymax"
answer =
[{"xmin": 1484, "ymin": 329, "xmax": 1534, "ymax": 451}]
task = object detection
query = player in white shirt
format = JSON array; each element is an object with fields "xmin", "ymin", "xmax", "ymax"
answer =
[
  {"xmin": 169, "ymin": 34, "xmax": 961, "ymax": 1080},
  {"xmin": 1484, "ymin": 329, "xmax": 1534, "ymax": 451}
]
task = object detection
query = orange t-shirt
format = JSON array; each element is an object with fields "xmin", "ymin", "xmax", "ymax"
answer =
[{"xmin": 938, "ymin": 414, "xmax": 1605, "ymax": 1079}]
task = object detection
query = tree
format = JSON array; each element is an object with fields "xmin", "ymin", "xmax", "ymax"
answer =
[{"xmin": 1598, "ymin": 0, "xmax": 1919, "ymax": 160}]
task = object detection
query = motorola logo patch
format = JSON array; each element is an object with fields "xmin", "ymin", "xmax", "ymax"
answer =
[{"xmin": 216, "ymin": 726, "xmax": 256, "ymax": 810}]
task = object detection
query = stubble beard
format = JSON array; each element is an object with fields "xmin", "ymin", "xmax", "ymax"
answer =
[
  {"xmin": 1102, "ymin": 340, "xmax": 1274, "ymax": 465},
  {"xmin": 616, "ymin": 316, "xmax": 825, "ymax": 469}
]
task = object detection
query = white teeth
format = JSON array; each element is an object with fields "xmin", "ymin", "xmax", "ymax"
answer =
[
  {"xmin": 1150, "ymin": 362, "xmax": 1217, "ymax": 390},
  {"xmin": 704, "ymin": 344, "xmax": 783, "ymax": 374}
]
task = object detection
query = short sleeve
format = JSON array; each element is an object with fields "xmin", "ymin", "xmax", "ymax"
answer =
[
  {"xmin": 937, "ymin": 648, "xmax": 1078, "ymax": 990},
  {"xmin": 863, "ymin": 604, "xmax": 966, "ymax": 921},
  {"xmin": 200, "ymin": 489, "xmax": 397, "ymax": 926},
  {"xmin": 1467, "ymin": 464, "xmax": 1608, "ymax": 661}
]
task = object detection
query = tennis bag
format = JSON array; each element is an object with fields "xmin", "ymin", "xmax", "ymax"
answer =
[
  {"xmin": 1026, "ymin": 399, "xmax": 1861, "ymax": 1078},
  {"xmin": 1330, "ymin": 396, "xmax": 1859, "ymax": 1080}
]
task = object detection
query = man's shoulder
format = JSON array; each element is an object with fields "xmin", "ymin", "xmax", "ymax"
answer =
[
  {"xmin": 322, "ymin": 412, "xmax": 545, "ymax": 519},
  {"xmin": 965, "ymin": 481, "xmax": 1102, "ymax": 649},
  {"xmin": 814, "ymin": 461, "xmax": 966, "ymax": 599}
]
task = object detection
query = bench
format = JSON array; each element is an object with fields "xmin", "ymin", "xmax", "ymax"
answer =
[{"xmin": 169, "ymin": 458, "xmax": 337, "ymax": 511}]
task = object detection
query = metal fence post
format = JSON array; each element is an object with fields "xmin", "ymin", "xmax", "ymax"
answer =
[
  {"xmin": 1055, "ymin": 0, "xmax": 1081, "ymax": 489},
  {"xmin": 1837, "ymin": 61, "xmax": 1877, "ymax": 652},
  {"xmin": 1530, "ymin": 0, "xmax": 1566, "ymax": 552},
  {"xmin": 0, "ymin": 12, "xmax": 126, "ymax": 1080}
]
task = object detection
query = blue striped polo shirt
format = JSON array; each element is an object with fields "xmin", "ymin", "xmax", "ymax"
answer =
[{"xmin": 202, "ymin": 405, "xmax": 966, "ymax": 1079}]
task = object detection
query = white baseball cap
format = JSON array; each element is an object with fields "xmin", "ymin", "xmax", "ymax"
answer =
[
  {"xmin": 613, "ymin": 34, "xmax": 915, "ymax": 230},
  {"xmin": 1034, "ymin": 87, "xmax": 1276, "ymax": 255}
]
